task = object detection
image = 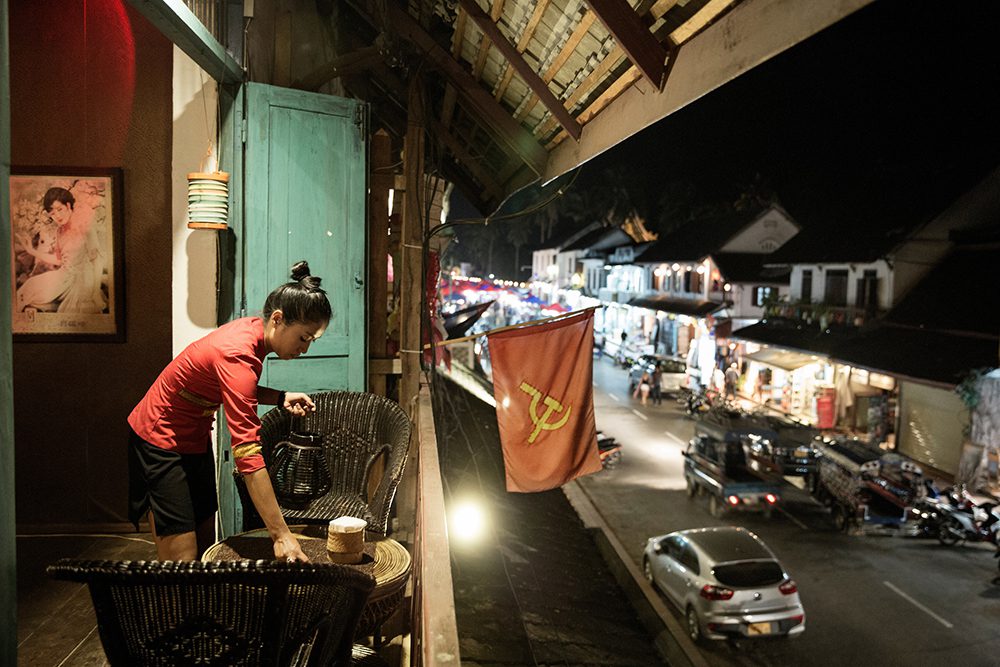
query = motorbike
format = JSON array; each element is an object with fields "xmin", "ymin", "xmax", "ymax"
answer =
[
  {"xmin": 678, "ymin": 387, "xmax": 715, "ymax": 416},
  {"xmin": 911, "ymin": 496, "xmax": 944, "ymax": 539},
  {"xmin": 596, "ymin": 431, "xmax": 622, "ymax": 470},
  {"xmin": 935, "ymin": 491, "xmax": 1000, "ymax": 547}
]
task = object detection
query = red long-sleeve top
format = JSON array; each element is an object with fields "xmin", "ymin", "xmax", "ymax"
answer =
[{"xmin": 128, "ymin": 317, "xmax": 269, "ymax": 474}]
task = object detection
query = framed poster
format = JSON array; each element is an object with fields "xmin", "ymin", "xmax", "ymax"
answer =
[{"xmin": 9, "ymin": 167, "xmax": 125, "ymax": 341}]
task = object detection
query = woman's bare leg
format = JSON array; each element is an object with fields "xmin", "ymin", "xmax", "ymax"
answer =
[{"xmin": 149, "ymin": 512, "xmax": 198, "ymax": 560}]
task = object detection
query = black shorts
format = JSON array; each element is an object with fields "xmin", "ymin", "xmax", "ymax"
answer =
[{"xmin": 128, "ymin": 428, "xmax": 218, "ymax": 536}]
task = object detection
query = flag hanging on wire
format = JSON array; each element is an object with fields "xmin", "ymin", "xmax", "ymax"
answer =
[{"xmin": 488, "ymin": 309, "xmax": 602, "ymax": 492}]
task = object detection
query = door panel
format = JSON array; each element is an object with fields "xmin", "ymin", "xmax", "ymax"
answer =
[
  {"xmin": 218, "ymin": 83, "xmax": 367, "ymax": 537},
  {"xmin": 245, "ymin": 82, "xmax": 366, "ymax": 393}
]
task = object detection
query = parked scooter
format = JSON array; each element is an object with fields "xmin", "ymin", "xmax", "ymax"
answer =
[
  {"xmin": 679, "ymin": 387, "xmax": 716, "ymax": 416},
  {"xmin": 936, "ymin": 491, "xmax": 1000, "ymax": 547},
  {"xmin": 596, "ymin": 431, "xmax": 622, "ymax": 470}
]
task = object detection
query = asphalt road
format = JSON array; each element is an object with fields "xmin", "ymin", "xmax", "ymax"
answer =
[{"xmin": 577, "ymin": 355, "xmax": 1000, "ymax": 667}]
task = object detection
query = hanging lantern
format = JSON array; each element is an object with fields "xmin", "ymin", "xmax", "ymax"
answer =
[{"xmin": 186, "ymin": 171, "xmax": 230, "ymax": 230}]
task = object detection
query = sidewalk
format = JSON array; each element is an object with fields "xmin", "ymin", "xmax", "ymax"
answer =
[{"xmin": 432, "ymin": 368, "xmax": 703, "ymax": 666}]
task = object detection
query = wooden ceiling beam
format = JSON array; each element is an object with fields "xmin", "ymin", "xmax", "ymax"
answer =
[
  {"xmin": 457, "ymin": 0, "xmax": 582, "ymax": 140},
  {"xmin": 668, "ymin": 0, "xmax": 737, "ymax": 46},
  {"xmin": 534, "ymin": 0, "xmax": 682, "ymax": 138},
  {"xmin": 544, "ymin": 0, "xmax": 876, "ymax": 182},
  {"xmin": 384, "ymin": 1, "xmax": 548, "ymax": 175},
  {"xmin": 471, "ymin": 0, "xmax": 506, "ymax": 80},
  {"xmin": 441, "ymin": 9, "xmax": 468, "ymax": 130},
  {"xmin": 535, "ymin": 0, "xmax": 677, "ymax": 140},
  {"xmin": 515, "ymin": 11, "xmax": 597, "ymax": 122},
  {"xmin": 584, "ymin": 0, "xmax": 667, "ymax": 89},
  {"xmin": 494, "ymin": 0, "xmax": 552, "ymax": 101}
]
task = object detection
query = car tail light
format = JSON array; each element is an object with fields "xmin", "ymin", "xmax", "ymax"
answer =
[
  {"xmin": 727, "ymin": 495, "xmax": 741, "ymax": 506},
  {"xmin": 788, "ymin": 614, "xmax": 804, "ymax": 626},
  {"xmin": 765, "ymin": 493, "xmax": 778, "ymax": 504},
  {"xmin": 700, "ymin": 584, "xmax": 734, "ymax": 600},
  {"xmin": 779, "ymin": 579, "xmax": 798, "ymax": 595}
]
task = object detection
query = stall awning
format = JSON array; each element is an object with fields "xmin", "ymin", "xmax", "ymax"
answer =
[
  {"xmin": 745, "ymin": 347, "xmax": 825, "ymax": 372},
  {"xmin": 627, "ymin": 293, "xmax": 728, "ymax": 317}
]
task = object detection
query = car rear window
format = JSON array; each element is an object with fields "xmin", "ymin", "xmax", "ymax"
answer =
[
  {"xmin": 712, "ymin": 561, "xmax": 784, "ymax": 587},
  {"xmin": 662, "ymin": 359, "xmax": 686, "ymax": 373}
]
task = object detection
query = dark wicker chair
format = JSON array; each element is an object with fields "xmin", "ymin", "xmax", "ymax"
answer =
[
  {"xmin": 256, "ymin": 391, "xmax": 411, "ymax": 535},
  {"xmin": 46, "ymin": 559, "xmax": 375, "ymax": 667}
]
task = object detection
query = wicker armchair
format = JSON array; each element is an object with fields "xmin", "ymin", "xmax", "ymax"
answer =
[
  {"xmin": 46, "ymin": 559, "xmax": 375, "ymax": 667},
  {"xmin": 257, "ymin": 391, "xmax": 411, "ymax": 535}
]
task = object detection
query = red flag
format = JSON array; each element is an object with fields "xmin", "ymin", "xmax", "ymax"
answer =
[{"xmin": 488, "ymin": 309, "xmax": 602, "ymax": 492}]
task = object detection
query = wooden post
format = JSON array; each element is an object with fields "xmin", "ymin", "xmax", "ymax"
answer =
[
  {"xmin": 368, "ymin": 129, "xmax": 392, "ymax": 396},
  {"xmin": 0, "ymin": 2, "xmax": 15, "ymax": 662},
  {"xmin": 399, "ymin": 76, "xmax": 425, "ymax": 418}
]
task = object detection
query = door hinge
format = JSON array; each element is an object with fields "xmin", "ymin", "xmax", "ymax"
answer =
[
  {"xmin": 354, "ymin": 104, "xmax": 366, "ymax": 139},
  {"xmin": 241, "ymin": 118, "xmax": 247, "ymax": 144}
]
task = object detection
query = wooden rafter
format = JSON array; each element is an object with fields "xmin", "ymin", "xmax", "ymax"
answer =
[
  {"xmin": 384, "ymin": 1, "xmax": 548, "ymax": 174},
  {"xmin": 471, "ymin": 0, "xmax": 506, "ymax": 80},
  {"xmin": 533, "ymin": 0, "xmax": 680, "ymax": 139},
  {"xmin": 534, "ymin": 45, "xmax": 628, "ymax": 137},
  {"xmin": 441, "ymin": 9, "xmax": 468, "ymax": 129},
  {"xmin": 494, "ymin": 0, "xmax": 552, "ymax": 101},
  {"xmin": 543, "ymin": 0, "xmax": 738, "ymax": 145},
  {"xmin": 457, "ymin": 0, "xmax": 582, "ymax": 140},
  {"xmin": 546, "ymin": 64, "xmax": 643, "ymax": 148},
  {"xmin": 514, "ymin": 11, "xmax": 596, "ymax": 122},
  {"xmin": 584, "ymin": 0, "xmax": 667, "ymax": 88},
  {"xmin": 668, "ymin": 0, "xmax": 737, "ymax": 45},
  {"xmin": 648, "ymin": 0, "xmax": 679, "ymax": 20}
]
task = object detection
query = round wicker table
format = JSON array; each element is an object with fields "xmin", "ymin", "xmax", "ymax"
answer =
[{"xmin": 202, "ymin": 524, "xmax": 411, "ymax": 641}]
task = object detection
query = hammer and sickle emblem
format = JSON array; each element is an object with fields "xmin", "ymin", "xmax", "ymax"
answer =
[{"xmin": 518, "ymin": 381, "xmax": 572, "ymax": 444}]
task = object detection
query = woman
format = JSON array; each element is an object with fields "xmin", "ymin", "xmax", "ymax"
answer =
[
  {"xmin": 128, "ymin": 261, "xmax": 331, "ymax": 562},
  {"xmin": 15, "ymin": 186, "xmax": 105, "ymax": 313}
]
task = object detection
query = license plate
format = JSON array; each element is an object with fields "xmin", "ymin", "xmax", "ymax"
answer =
[
  {"xmin": 794, "ymin": 448, "xmax": 809, "ymax": 458},
  {"xmin": 748, "ymin": 622, "xmax": 773, "ymax": 635},
  {"xmin": 743, "ymin": 496, "xmax": 758, "ymax": 505}
]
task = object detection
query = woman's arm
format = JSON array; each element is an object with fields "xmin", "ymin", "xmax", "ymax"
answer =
[
  {"xmin": 258, "ymin": 386, "xmax": 316, "ymax": 417},
  {"xmin": 16, "ymin": 233, "xmax": 61, "ymax": 266},
  {"xmin": 242, "ymin": 468, "xmax": 309, "ymax": 562}
]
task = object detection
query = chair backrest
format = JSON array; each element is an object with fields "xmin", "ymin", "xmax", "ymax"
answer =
[
  {"xmin": 47, "ymin": 559, "xmax": 375, "ymax": 667},
  {"xmin": 259, "ymin": 391, "xmax": 411, "ymax": 534}
]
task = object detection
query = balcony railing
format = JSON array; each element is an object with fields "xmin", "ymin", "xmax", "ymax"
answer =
[
  {"xmin": 763, "ymin": 300, "xmax": 878, "ymax": 328},
  {"xmin": 393, "ymin": 381, "xmax": 461, "ymax": 665}
]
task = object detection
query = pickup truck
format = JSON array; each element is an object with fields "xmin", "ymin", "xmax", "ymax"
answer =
[
  {"xmin": 695, "ymin": 408, "xmax": 820, "ymax": 476},
  {"xmin": 683, "ymin": 434, "xmax": 782, "ymax": 518}
]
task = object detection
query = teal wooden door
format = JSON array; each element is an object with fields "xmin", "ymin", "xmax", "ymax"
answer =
[
  {"xmin": 244, "ymin": 83, "xmax": 367, "ymax": 392},
  {"xmin": 217, "ymin": 83, "xmax": 367, "ymax": 536}
]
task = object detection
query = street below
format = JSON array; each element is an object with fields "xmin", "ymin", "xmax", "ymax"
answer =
[{"xmin": 577, "ymin": 355, "xmax": 1000, "ymax": 666}]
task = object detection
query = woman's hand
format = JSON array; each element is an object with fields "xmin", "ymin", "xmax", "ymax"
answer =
[
  {"xmin": 282, "ymin": 392, "xmax": 316, "ymax": 417},
  {"xmin": 273, "ymin": 533, "xmax": 309, "ymax": 563}
]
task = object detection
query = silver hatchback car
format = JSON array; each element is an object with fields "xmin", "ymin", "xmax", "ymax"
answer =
[{"xmin": 642, "ymin": 526, "xmax": 805, "ymax": 642}]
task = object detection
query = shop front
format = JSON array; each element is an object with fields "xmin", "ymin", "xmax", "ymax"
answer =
[{"xmin": 741, "ymin": 345, "xmax": 835, "ymax": 425}]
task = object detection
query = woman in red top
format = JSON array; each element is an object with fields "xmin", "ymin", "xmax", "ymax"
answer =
[{"xmin": 128, "ymin": 260, "xmax": 331, "ymax": 562}]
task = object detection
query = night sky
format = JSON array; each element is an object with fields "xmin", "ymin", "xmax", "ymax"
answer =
[{"xmin": 447, "ymin": 1, "xmax": 1000, "ymax": 277}]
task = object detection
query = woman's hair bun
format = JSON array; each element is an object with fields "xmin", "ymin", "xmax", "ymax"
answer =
[{"xmin": 290, "ymin": 260, "xmax": 311, "ymax": 282}]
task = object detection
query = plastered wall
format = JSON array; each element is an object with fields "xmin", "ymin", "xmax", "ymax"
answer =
[{"xmin": 10, "ymin": 0, "xmax": 173, "ymax": 527}]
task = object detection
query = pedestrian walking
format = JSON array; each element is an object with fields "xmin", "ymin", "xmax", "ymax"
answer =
[
  {"xmin": 634, "ymin": 370, "xmax": 651, "ymax": 405},
  {"xmin": 724, "ymin": 363, "xmax": 739, "ymax": 400},
  {"xmin": 651, "ymin": 364, "xmax": 663, "ymax": 405}
]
